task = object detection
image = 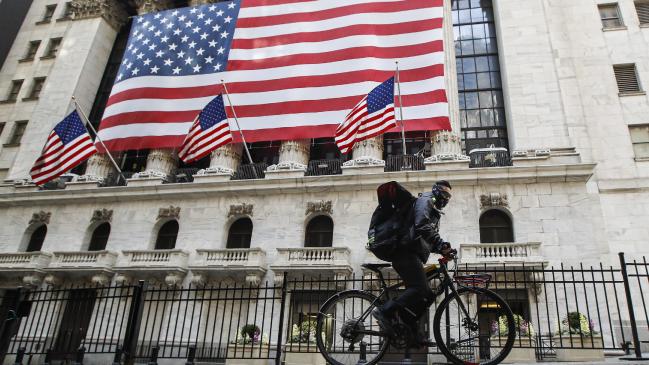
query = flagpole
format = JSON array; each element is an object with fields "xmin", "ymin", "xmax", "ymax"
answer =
[
  {"xmin": 71, "ymin": 96, "xmax": 127, "ymax": 184},
  {"xmin": 395, "ymin": 61, "xmax": 407, "ymax": 156},
  {"xmin": 221, "ymin": 80, "xmax": 254, "ymax": 165}
]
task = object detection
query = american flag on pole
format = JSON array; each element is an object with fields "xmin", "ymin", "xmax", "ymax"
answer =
[
  {"xmin": 97, "ymin": 0, "xmax": 449, "ymax": 151},
  {"xmin": 178, "ymin": 94, "xmax": 233, "ymax": 163},
  {"xmin": 335, "ymin": 77, "xmax": 396, "ymax": 154},
  {"xmin": 30, "ymin": 111, "xmax": 97, "ymax": 185}
]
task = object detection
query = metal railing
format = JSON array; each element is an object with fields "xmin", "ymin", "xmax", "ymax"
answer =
[
  {"xmin": 384, "ymin": 154, "xmax": 425, "ymax": 172},
  {"xmin": 2, "ymin": 254, "xmax": 649, "ymax": 363},
  {"xmin": 232, "ymin": 163, "xmax": 268, "ymax": 180},
  {"xmin": 469, "ymin": 147, "xmax": 512, "ymax": 168},
  {"xmin": 166, "ymin": 168, "xmax": 201, "ymax": 184},
  {"xmin": 305, "ymin": 159, "xmax": 343, "ymax": 176}
]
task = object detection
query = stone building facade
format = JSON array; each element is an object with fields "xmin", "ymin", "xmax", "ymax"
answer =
[{"xmin": 0, "ymin": 0, "xmax": 647, "ymax": 361}]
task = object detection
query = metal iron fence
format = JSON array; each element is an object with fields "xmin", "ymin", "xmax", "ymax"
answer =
[
  {"xmin": 385, "ymin": 154, "xmax": 425, "ymax": 172},
  {"xmin": 1, "ymin": 253, "xmax": 648, "ymax": 364},
  {"xmin": 469, "ymin": 147, "xmax": 512, "ymax": 168},
  {"xmin": 305, "ymin": 159, "xmax": 343, "ymax": 176},
  {"xmin": 232, "ymin": 163, "xmax": 268, "ymax": 180}
]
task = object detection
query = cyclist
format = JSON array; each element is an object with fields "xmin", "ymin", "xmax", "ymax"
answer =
[{"xmin": 371, "ymin": 180, "xmax": 456, "ymax": 344}]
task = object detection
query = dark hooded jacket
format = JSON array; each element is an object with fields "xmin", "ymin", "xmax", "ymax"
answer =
[{"xmin": 405, "ymin": 191, "xmax": 447, "ymax": 263}]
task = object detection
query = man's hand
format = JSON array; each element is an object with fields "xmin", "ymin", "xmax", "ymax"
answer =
[{"xmin": 440, "ymin": 242, "xmax": 456, "ymax": 258}]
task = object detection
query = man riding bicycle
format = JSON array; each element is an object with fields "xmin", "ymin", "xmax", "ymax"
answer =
[{"xmin": 371, "ymin": 180, "xmax": 456, "ymax": 343}]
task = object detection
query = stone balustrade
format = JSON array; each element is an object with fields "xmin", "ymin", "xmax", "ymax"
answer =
[
  {"xmin": 0, "ymin": 252, "xmax": 52, "ymax": 286},
  {"xmin": 114, "ymin": 249, "xmax": 189, "ymax": 286},
  {"xmin": 44, "ymin": 250, "xmax": 118, "ymax": 285},
  {"xmin": 271, "ymin": 247, "xmax": 353, "ymax": 285},
  {"xmin": 459, "ymin": 242, "xmax": 545, "ymax": 266},
  {"xmin": 190, "ymin": 248, "xmax": 267, "ymax": 285}
]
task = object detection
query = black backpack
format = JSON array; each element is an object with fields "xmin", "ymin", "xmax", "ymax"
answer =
[{"xmin": 366, "ymin": 181, "xmax": 417, "ymax": 261}]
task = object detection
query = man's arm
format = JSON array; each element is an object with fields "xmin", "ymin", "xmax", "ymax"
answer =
[{"xmin": 413, "ymin": 196, "xmax": 446, "ymax": 253}]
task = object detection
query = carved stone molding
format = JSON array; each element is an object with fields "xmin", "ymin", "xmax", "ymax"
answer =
[
  {"xmin": 91, "ymin": 209, "xmax": 113, "ymax": 223},
  {"xmin": 71, "ymin": 0, "xmax": 129, "ymax": 29},
  {"xmin": 228, "ymin": 203, "xmax": 253, "ymax": 218},
  {"xmin": 158, "ymin": 206, "xmax": 181, "ymax": 220},
  {"xmin": 134, "ymin": 0, "xmax": 174, "ymax": 14},
  {"xmin": 480, "ymin": 193, "xmax": 509, "ymax": 209},
  {"xmin": 267, "ymin": 161, "xmax": 307, "ymax": 171},
  {"xmin": 306, "ymin": 200, "xmax": 333, "ymax": 216},
  {"xmin": 30, "ymin": 211, "xmax": 51, "ymax": 225}
]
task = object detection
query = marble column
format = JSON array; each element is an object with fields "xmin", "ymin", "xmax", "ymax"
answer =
[
  {"xmin": 425, "ymin": 0, "xmax": 469, "ymax": 169},
  {"xmin": 194, "ymin": 143, "xmax": 243, "ymax": 182},
  {"xmin": 266, "ymin": 140, "xmax": 310, "ymax": 178},
  {"xmin": 341, "ymin": 136, "xmax": 385, "ymax": 175},
  {"xmin": 128, "ymin": 0, "xmax": 178, "ymax": 185},
  {"xmin": 69, "ymin": 152, "xmax": 123, "ymax": 189}
]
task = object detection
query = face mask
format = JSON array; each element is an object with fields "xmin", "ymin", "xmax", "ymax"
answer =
[{"xmin": 432, "ymin": 186, "xmax": 451, "ymax": 209}]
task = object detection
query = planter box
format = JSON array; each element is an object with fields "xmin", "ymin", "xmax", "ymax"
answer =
[
  {"xmin": 553, "ymin": 334, "xmax": 604, "ymax": 362},
  {"xmin": 491, "ymin": 336, "xmax": 536, "ymax": 363},
  {"xmin": 225, "ymin": 343, "xmax": 271, "ymax": 365},
  {"xmin": 283, "ymin": 344, "xmax": 326, "ymax": 365}
]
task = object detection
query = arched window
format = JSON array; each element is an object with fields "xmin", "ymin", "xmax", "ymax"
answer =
[
  {"xmin": 305, "ymin": 216, "xmax": 334, "ymax": 247},
  {"xmin": 155, "ymin": 220, "xmax": 179, "ymax": 250},
  {"xmin": 26, "ymin": 225, "xmax": 47, "ymax": 252},
  {"xmin": 479, "ymin": 210, "xmax": 514, "ymax": 243},
  {"xmin": 226, "ymin": 218, "xmax": 253, "ymax": 249},
  {"xmin": 88, "ymin": 223, "xmax": 111, "ymax": 251}
]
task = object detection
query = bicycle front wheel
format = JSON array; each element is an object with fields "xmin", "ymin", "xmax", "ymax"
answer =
[
  {"xmin": 433, "ymin": 287, "xmax": 515, "ymax": 365},
  {"xmin": 316, "ymin": 290, "xmax": 390, "ymax": 365}
]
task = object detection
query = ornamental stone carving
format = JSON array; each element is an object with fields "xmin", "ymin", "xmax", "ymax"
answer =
[
  {"xmin": 158, "ymin": 206, "xmax": 181, "ymax": 220},
  {"xmin": 134, "ymin": 0, "xmax": 174, "ymax": 14},
  {"xmin": 268, "ymin": 140, "xmax": 310, "ymax": 171},
  {"xmin": 228, "ymin": 203, "xmax": 253, "ymax": 218},
  {"xmin": 306, "ymin": 200, "xmax": 333, "ymax": 216},
  {"xmin": 30, "ymin": 211, "xmax": 51, "ymax": 225},
  {"xmin": 425, "ymin": 130, "xmax": 469, "ymax": 162},
  {"xmin": 91, "ymin": 209, "xmax": 113, "ymax": 223},
  {"xmin": 71, "ymin": 0, "xmax": 129, "ymax": 30},
  {"xmin": 480, "ymin": 193, "xmax": 509, "ymax": 209}
]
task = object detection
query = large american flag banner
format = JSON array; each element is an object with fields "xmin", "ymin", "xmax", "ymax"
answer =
[
  {"xmin": 97, "ymin": 0, "xmax": 449, "ymax": 151},
  {"xmin": 30, "ymin": 111, "xmax": 97, "ymax": 185},
  {"xmin": 336, "ymin": 77, "xmax": 396, "ymax": 154}
]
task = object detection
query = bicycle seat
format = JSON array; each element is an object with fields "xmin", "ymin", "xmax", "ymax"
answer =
[{"xmin": 361, "ymin": 263, "xmax": 392, "ymax": 273}]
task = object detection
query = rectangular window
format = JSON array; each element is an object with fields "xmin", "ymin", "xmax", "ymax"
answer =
[
  {"xmin": 27, "ymin": 77, "xmax": 46, "ymax": 99},
  {"xmin": 59, "ymin": 2, "xmax": 73, "ymax": 19},
  {"xmin": 0, "ymin": 122, "xmax": 5, "ymax": 138},
  {"xmin": 8, "ymin": 121, "xmax": 28, "ymax": 145},
  {"xmin": 43, "ymin": 38, "xmax": 62, "ymax": 58},
  {"xmin": 630, "ymin": 124, "xmax": 649, "ymax": 159},
  {"xmin": 7, "ymin": 80, "xmax": 23, "ymax": 101},
  {"xmin": 599, "ymin": 3, "xmax": 624, "ymax": 28},
  {"xmin": 636, "ymin": 1, "xmax": 649, "ymax": 25},
  {"xmin": 614, "ymin": 64, "xmax": 642, "ymax": 94},
  {"xmin": 41, "ymin": 4, "xmax": 57, "ymax": 23},
  {"xmin": 23, "ymin": 41, "xmax": 41, "ymax": 60}
]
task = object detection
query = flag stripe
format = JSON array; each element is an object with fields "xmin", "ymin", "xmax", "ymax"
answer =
[{"xmin": 98, "ymin": 0, "xmax": 450, "ymax": 151}]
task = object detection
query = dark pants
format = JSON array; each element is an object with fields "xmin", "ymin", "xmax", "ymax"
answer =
[{"xmin": 382, "ymin": 250, "xmax": 435, "ymax": 325}]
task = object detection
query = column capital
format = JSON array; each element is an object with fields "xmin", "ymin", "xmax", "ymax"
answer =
[
  {"xmin": 134, "ymin": 0, "xmax": 175, "ymax": 14},
  {"xmin": 71, "ymin": 0, "xmax": 129, "ymax": 30},
  {"xmin": 267, "ymin": 139, "xmax": 310, "ymax": 172}
]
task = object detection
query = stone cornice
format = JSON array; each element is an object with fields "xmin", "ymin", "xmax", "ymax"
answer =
[
  {"xmin": 0, "ymin": 163, "xmax": 596, "ymax": 207},
  {"xmin": 71, "ymin": 0, "xmax": 129, "ymax": 30}
]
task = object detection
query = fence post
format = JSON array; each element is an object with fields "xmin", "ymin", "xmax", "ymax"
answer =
[
  {"xmin": 122, "ymin": 280, "xmax": 146, "ymax": 365},
  {"xmin": 148, "ymin": 346, "xmax": 159, "ymax": 365},
  {"xmin": 13, "ymin": 347, "xmax": 25, "ymax": 365},
  {"xmin": 42, "ymin": 349, "xmax": 51, "ymax": 365},
  {"xmin": 619, "ymin": 252, "xmax": 648, "ymax": 361},
  {"xmin": 0, "ymin": 287, "xmax": 25, "ymax": 364},
  {"xmin": 185, "ymin": 345, "xmax": 196, "ymax": 365},
  {"xmin": 112, "ymin": 346, "xmax": 122, "ymax": 365},
  {"xmin": 73, "ymin": 346, "xmax": 85, "ymax": 365},
  {"xmin": 275, "ymin": 273, "xmax": 288, "ymax": 365}
]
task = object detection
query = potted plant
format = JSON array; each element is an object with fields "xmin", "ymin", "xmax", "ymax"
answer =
[
  {"xmin": 554, "ymin": 312, "xmax": 604, "ymax": 361},
  {"xmin": 283, "ymin": 319, "xmax": 327, "ymax": 365},
  {"xmin": 226, "ymin": 324, "xmax": 270, "ymax": 365},
  {"xmin": 491, "ymin": 314, "xmax": 536, "ymax": 363}
]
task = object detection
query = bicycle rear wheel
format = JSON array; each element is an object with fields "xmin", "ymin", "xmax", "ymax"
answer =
[
  {"xmin": 315, "ymin": 290, "xmax": 390, "ymax": 365},
  {"xmin": 433, "ymin": 287, "xmax": 515, "ymax": 365}
]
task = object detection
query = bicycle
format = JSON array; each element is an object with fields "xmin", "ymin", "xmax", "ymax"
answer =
[{"xmin": 315, "ymin": 255, "xmax": 516, "ymax": 365}]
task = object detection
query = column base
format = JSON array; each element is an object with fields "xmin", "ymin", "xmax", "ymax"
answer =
[
  {"xmin": 341, "ymin": 157, "xmax": 385, "ymax": 175},
  {"xmin": 193, "ymin": 166, "xmax": 234, "ymax": 183},
  {"xmin": 266, "ymin": 161, "xmax": 306, "ymax": 179},
  {"xmin": 127, "ymin": 177, "xmax": 166, "ymax": 187},
  {"xmin": 424, "ymin": 158, "xmax": 470, "ymax": 171}
]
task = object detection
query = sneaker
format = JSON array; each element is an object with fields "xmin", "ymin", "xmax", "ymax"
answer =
[{"xmin": 371, "ymin": 308, "xmax": 395, "ymax": 336}]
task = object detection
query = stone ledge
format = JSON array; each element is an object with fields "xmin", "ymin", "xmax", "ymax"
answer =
[{"xmin": 0, "ymin": 163, "xmax": 597, "ymax": 206}]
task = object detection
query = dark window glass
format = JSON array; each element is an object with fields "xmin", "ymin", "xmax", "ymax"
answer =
[
  {"xmin": 598, "ymin": 4, "xmax": 623, "ymax": 28},
  {"xmin": 310, "ymin": 138, "xmax": 342, "ymax": 160},
  {"xmin": 8, "ymin": 80, "xmax": 23, "ymax": 101},
  {"xmin": 226, "ymin": 218, "xmax": 253, "ymax": 249},
  {"xmin": 60, "ymin": 2, "xmax": 73, "ymax": 19},
  {"xmin": 29, "ymin": 78, "xmax": 46, "ymax": 99},
  {"xmin": 0, "ymin": 123, "xmax": 5, "ymax": 138},
  {"xmin": 305, "ymin": 216, "xmax": 334, "ymax": 247},
  {"xmin": 245, "ymin": 141, "xmax": 280, "ymax": 165},
  {"xmin": 44, "ymin": 38, "xmax": 62, "ymax": 58},
  {"xmin": 383, "ymin": 131, "xmax": 431, "ymax": 158},
  {"xmin": 8, "ymin": 121, "xmax": 28, "ymax": 145},
  {"xmin": 25, "ymin": 41, "xmax": 41, "ymax": 60},
  {"xmin": 26, "ymin": 225, "xmax": 47, "ymax": 252},
  {"xmin": 42, "ymin": 4, "xmax": 56, "ymax": 22},
  {"xmin": 453, "ymin": 0, "xmax": 509, "ymax": 154},
  {"xmin": 479, "ymin": 210, "xmax": 514, "ymax": 243},
  {"xmin": 155, "ymin": 220, "xmax": 179, "ymax": 250},
  {"xmin": 120, "ymin": 149, "xmax": 149, "ymax": 173},
  {"xmin": 88, "ymin": 223, "xmax": 111, "ymax": 251}
]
